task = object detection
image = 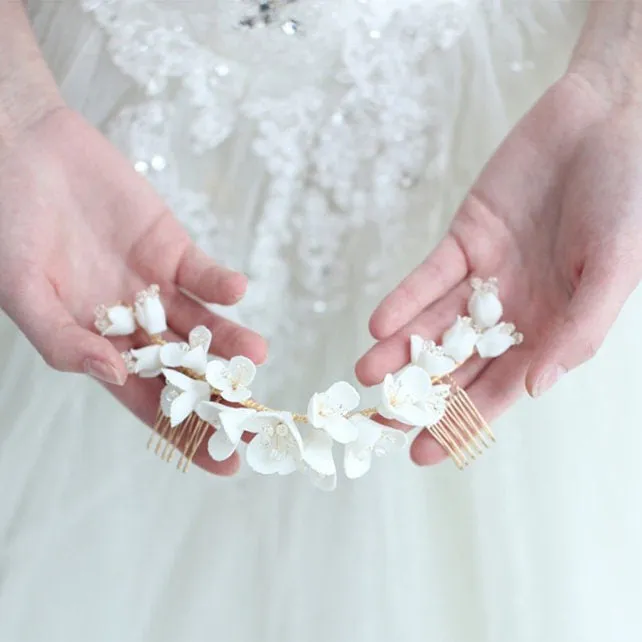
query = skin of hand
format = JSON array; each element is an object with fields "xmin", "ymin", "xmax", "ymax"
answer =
[
  {"xmin": 357, "ymin": 33, "xmax": 642, "ymax": 465},
  {"xmin": 0, "ymin": 106, "xmax": 268, "ymax": 476}
]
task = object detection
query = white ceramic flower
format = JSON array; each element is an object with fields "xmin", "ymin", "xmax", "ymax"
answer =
[
  {"xmin": 197, "ymin": 401, "xmax": 256, "ymax": 461},
  {"xmin": 206, "ymin": 356, "xmax": 256, "ymax": 403},
  {"xmin": 344, "ymin": 415, "xmax": 408, "ymax": 479},
  {"xmin": 441, "ymin": 316, "xmax": 479, "ymax": 363},
  {"xmin": 476, "ymin": 322, "xmax": 524, "ymax": 358},
  {"xmin": 410, "ymin": 335, "xmax": 457, "ymax": 377},
  {"xmin": 94, "ymin": 304, "xmax": 136, "ymax": 337},
  {"xmin": 241, "ymin": 412, "xmax": 304, "ymax": 476},
  {"xmin": 301, "ymin": 428, "xmax": 337, "ymax": 479},
  {"xmin": 468, "ymin": 277, "xmax": 503, "ymax": 329},
  {"xmin": 160, "ymin": 326, "xmax": 213, "ymax": 376},
  {"xmin": 378, "ymin": 366, "xmax": 450, "ymax": 427},
  {"xmin": 162, "ymin": 369, "xmax": 212, "ymax": 426},
  {"xmin": 135, "ymin": 284, "xmax": 168, "ymax": 335},
  {"xmin": 307, "ymin": 381, "xmax": 360, "ymax": 444},
  {"xmin": 122, "ymin": 345, "xmax": 163, "ymax": 378}
]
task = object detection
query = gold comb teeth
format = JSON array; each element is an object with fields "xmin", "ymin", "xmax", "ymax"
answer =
[
  {"xmin": 428, "ymin": 376, "xmax": 495, "ymax": 470},
  {"xmin": 148, "ymin": 409, "xmax": 211, "ymax": 473}
]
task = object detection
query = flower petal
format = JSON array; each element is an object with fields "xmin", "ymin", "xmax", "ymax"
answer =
[
  {"xmin": 205, "ymin": 360, "xmax": 229, "ymax": 391},
  {"xmin": 207, "ymin": 429, "xmax": 237, "ymax": 461},
  {"xmin": 309, "ymin": 470, "xmax": 337, "ymax": 492},
  {"xmin": 105, "ymin": 306, "xmax": 136, "ymax": 336},
  {"xmin": 417, "ymin": 351, "xmax": 457, "ymax": 378},
  {"xmin": 135, "ymin": 291, "xmax": 167, "ymax": 335},
  {"xmin": 131, "ymin": 345, "xmax": 162, "ymax": 376},
  {"xmin": 351, "ymin": 414, "xmax": 383, "ymax": 451},
  {"xmin": 219, "ymin": 408, "xmax": 256, "ymax": 444},
  {"xmin": 170, "ymin": 391, "xmax": 198, "ymax": 427},
  {"xmin": 246, "ymin": 436, "xmax": 292, "ymax": 475},
  {"xmin": 468, "ymin": 290, "xmax": 503, "ymax": 329},
  {"xmin": 344, "ymin": 444, "xmax": 373, "ymax": 480},
  {"xmin": 325, "ymin": 381, "xmax": 360, "ymax": 414},
  {"xmin": 410, "ymin": 334, "xmax": 425, "ymax": 365},
  {"xmin": 228, "ymin": 356, "xmax": 257, "ymax": 386},
  {"xmin": 160, "ymin": 343, "xmax": 189, "ymax": 368},
  {"xmin": 307, "ymin": 393, "xmax": 323, "ymax": 428},
  {"xmin": 441, "ymin": 317, "xmax": 478, "ymax": 363},
  {"xmin": 302, "ymin": 430, "xmax": 336, "ymax": 477},
  {"xmin": 221, "ymin": 386, "xmax": 252, "ymax": 403},
  {"xmin": 390, "ymin": 403, "xmax": 432, "ymax": 427},
  {"xmin": 189, "ymin": 326, "xmax": 212, "ymax": 352},
  {"xmin": 181, "ymin": 347, "xmax": 208, "ymax": 376},
  {"xmin": 397, "ymin": 365, "xmax": 432, "ymax": 398},
  {"xmin": 163, "ymin": 368, "xmax": 200, "ymax": 392},
  {"xmin": 373, "ymin": 428, "xmax": 408, "ymax": 456},
  {"xmin": 195, "ymin": 400, "xmax": 225, "ymax": 425},
  {"xmin": 476, "ymin": 323, "xmax": 518, "ymax": 358},
  {"xmin": 160, "ymin": 385, "xmax": 179, "ymax": 418},
  {"xmin": 322, "ymin": 415, "xmax": 359, "ymax": 444}
]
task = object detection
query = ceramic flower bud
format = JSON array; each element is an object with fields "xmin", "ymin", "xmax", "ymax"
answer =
[
  {"xmin": 476, "ymin": 322, "xmax": 524, "ymax": 358},
  {"xmin": 441, "ymin": 316, "xmax": 479, "ymax": 364},
  {"xmin": 94, "ymin": 304, "xmax": 136, "ymax": 337},
  {"xmin": 122, "ymin": 345, "xmax": 163, "ymax": 378},
  {"xmin": 410, "ymin": 335, "xmax": 457, "ymax": 378},
  {"xmin": 135, "ymin": 284, "xmax": 167, "ymax": 335},
  {"xmin": 468, "ymin": 277, "xmax": 503, "ymax": 329}
]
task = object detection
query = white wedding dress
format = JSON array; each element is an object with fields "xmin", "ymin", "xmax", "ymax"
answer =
[{"xmin": 1, "ymin": 1, "xmax": 642, "ymax": 641}]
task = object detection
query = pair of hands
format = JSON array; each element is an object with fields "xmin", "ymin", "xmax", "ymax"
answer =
[{"xmin": 1, "ymin": 73, "xmax": 640, "ymax": 474}]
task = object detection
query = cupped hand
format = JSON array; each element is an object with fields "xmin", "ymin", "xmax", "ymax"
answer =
[
  {"xmin": 356, "ymin": 74, "xmax": 642, "ymax": 465},
  {"xmin": 0, "ymin": 107, "xmax": 267, "ymax": 475}
]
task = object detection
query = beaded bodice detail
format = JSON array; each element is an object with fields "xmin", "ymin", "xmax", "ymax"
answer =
[{"xmin": 79, "ymin": 0, "xmax": 559, "ymax": 398}]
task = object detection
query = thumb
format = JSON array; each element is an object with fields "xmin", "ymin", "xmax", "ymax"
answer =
[
  {"xmin": 526, "ymin": 259, "xmax": 633, "ymax": 397},
  {"xmin": 6, "ymin": 276, "xmax": 128, "ymax": 385}
]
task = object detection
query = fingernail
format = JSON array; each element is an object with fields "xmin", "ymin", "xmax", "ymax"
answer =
[
  {"xmin": 532, "ymin": 365, "xmax": 567, "ymax": 398},
  {"xmin": 84, "ymin": 358, "xmax": 126, "ymax": 386}
]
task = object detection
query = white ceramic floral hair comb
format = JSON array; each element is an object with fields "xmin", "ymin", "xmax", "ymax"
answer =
[{"xmin": 94, "ymin": 278, "xmax": 522, "ymax": 487}]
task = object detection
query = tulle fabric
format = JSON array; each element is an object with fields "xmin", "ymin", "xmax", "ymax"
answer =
[{"xmin": 0, "ymin": 2, "xmax": 641, "ymax": 641}]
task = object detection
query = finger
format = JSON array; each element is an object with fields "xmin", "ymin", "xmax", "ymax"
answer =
[
  {"xmin": 164, "ymin": 287, "xmax": 268, "ymax": 364},
  {"xmin": 175, "ymin": 243, "xmax": 247, "ymax": 306},
  {"xmin": 526, "ymin": 260, "xmax": 634, "ymax": 398},
  {"xmin": 369, "ymin": 235, "xmax": 468, "ymax": 340},
  {"xmin": 410, "ymin": 430, "xmax": 450, "ymax": 467},
  {"xmin": 8, "ymin": 276, "xmax": 127, "ymax": 385},
  {"xmin": 356, "ymin": 281, "xmax": 470, "ymax": 386}
]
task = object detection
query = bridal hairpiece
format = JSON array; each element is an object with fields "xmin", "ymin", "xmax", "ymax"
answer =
[{"xmin": 94, "ymin": 278, "xmax": 522, "ymax": 489}]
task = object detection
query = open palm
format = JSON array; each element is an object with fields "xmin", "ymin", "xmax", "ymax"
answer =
[
  {"xmin": 357, "ymin": 75, "xmax": 642, "ymax": 465},
  {"xmin": 0, "ymin": 108, "xmax": 267, "ymax": 474}
]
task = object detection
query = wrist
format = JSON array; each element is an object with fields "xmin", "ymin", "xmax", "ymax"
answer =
[{"xmin": 568, "ymin": 2, "xmax": 642, "ymax": 109}]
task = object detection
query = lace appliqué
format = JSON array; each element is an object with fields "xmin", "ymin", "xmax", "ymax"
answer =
[{"xmin": 80, "ymin": 0, "xmax": 549, "ymax": 398}]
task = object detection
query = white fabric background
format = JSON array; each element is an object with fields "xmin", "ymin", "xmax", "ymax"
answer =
[{"xmin": 0, "ymin": 2, "xmax": 640, "ymax": 641}]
